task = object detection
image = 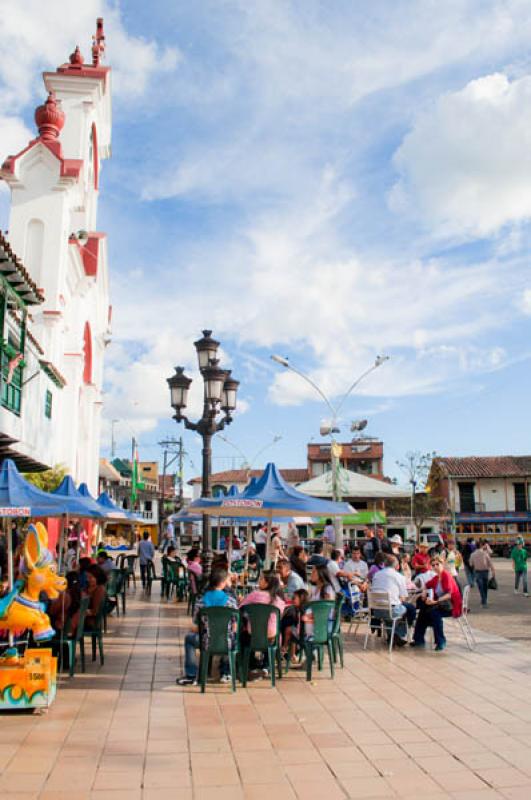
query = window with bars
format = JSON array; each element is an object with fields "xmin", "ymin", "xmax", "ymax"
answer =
[
  {"xmin": 514, "ymin": 483, "xmax": 528, "ymax": 512},
  {"xmin": 44, "ymin": 389, "xmax": 52, "ymax": 419},
  {"xmin": 458, "ymin": 482, "xmax": 476, "ymax": 513}
]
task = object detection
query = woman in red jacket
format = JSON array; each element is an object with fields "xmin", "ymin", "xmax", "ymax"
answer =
[{"xmin": 411, "ymin": 556, "xmax": 462, "ymax": 651}]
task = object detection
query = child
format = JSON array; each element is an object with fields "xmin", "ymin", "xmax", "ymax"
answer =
[{"xmin": 281, "ymin": 588, "xmax": 309, "ymax": 665}]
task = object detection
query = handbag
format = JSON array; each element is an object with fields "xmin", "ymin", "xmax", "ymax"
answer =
[
  {"xmin": 436, "ymin": 599, "xmax": 452, "ymax": 614},
  {"xmin": 488, "ymin": 576, "xmax": 498, "ymax": 590}
]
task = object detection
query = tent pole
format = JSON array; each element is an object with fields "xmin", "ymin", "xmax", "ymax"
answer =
[
  {"xmin": 244, "ymin": 521, "xmax": 252, "ymax": 570},
  {"xmin": 227, "ymin": 518, "xmax": 233, "ymax": 566},
  {"xmin": 7, "ymin": 518, "xmax": 14, "ymax": 648},
  {"xmin": 265, "ymin": 511, "xmax": 273, "ymax": 570},
  {"xmin": 58, "ymin": 514, "xmax": 67, "ymax": 575}
]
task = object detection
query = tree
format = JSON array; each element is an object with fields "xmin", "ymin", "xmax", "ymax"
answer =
[
  {"xmin": 23, "ymin": 464, "xmax": 67, "ymax": 493},
  {"xmin": 396, "ymin": 451, "xmax": 438, "ymax": 542},
  {"xmin": 386, "ymin": 493, "xmax": 445, "ymax": 536}
]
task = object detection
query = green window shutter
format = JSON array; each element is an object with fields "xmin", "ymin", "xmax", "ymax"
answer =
[{"xmin": 45, "ymin": 389, "xmax": 53, "ymax": 419}]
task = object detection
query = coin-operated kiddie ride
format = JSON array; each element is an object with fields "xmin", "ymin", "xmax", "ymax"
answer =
[{"xmin": 0, "ymin": 522, "xmax": 66, "ymax": 709}]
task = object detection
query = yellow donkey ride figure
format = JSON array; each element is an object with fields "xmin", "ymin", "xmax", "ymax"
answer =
[
  {"xmin": 0, "ymin": 521, "xmax": 67, "ymax": 642},
  {"xmin": 0, "ymin": 522, "xmax": 66, "ymax": 708}
]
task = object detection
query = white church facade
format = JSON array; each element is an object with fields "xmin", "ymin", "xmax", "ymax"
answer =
[{"xmin": 0, "ymin": 19, "xmax": 112, "ymax": 496}]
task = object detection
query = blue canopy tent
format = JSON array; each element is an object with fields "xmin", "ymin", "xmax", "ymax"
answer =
[
  {"xmin": 52, "ymin": 476, "xmax": 106, "ymax": 519},
  {"xmin": 95, "ymin": 490, "xmax": 132, "ymax": 521},
  {"xmin": 52, "ymin": 476, "xmax": 109, "ymax": 570},
  {"xmin": 0, "ymin": 459, "xmax": 103, "ymax": 631},
  {"xmin": 0, "ymin": 459, "xmax": 92, "ymax": 519},
  {"xmin": 190, "ymin": 462, "xmax": 354, "ymax": 566}
]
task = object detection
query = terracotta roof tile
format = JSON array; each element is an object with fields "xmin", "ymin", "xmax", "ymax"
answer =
[
  {"xmin": 434, "ymin": 456, "xmax": 531, "ymax": 479},
  {"xmin": 188, "ymin": 468, "xmax": 309, "ymax": 485}
]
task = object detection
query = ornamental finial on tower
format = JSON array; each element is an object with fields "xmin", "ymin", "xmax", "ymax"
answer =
[
  {"xmin": 34, "ymin": 91, "xmax": 65, "ymax": 142},
  {"xmin": 92, "ymin": 17, "xmax": 105, "ymax": 66},
  {"xmin": 69, "ymin": 46, "xmax": 84, "ymax": 66}
]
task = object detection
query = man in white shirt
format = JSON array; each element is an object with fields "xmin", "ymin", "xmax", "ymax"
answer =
[
  {"xmin": 327, "ymin": 549, "xmax": 355, "ymax": 593},
  {"xmin": 371, "ymin": 554, "xmax": 416, "ymax": 644},
  {"xmin": 343, "ymin": 547, "xmax": 369, "ymax": 583}
]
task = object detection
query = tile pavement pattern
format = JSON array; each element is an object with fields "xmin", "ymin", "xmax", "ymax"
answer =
[{"xmin": 2, "ymin": 594, "xmax": 531, "ymax": 800}]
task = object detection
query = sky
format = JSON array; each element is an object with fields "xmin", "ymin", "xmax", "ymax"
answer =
[{"xmin": 0, "ymin": 0, "xmax": 530, "ymax": 486}]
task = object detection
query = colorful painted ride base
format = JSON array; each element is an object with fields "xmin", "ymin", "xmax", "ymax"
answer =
[{"xmin": 0, "ymin": 649, "xmax": 57, "ymax": 709}]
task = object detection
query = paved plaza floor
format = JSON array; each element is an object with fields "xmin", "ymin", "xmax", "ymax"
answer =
[{"xmin": 2, "ymin": 561, "xmax": 531, "ymax": 800}]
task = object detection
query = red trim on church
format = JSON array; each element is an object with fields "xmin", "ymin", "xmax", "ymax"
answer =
[
  {"xmin": 83, "ymin": 322, "xmax": 92, "ymax": 384},
  {"xmin": 69, "ymin": 232, "xmax": 106, "ymax": 278},
  {"xmin": 1, "ymin": 139, "xmax": 83, "ymax": 180},
  {"xmin": 91, "ymin": 122, "xmax": 99, "ymax": 189}
]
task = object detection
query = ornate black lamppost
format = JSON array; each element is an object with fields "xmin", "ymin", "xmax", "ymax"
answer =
[{"xmin": 167, "ymin": 330, "xmax": 239, "ymax": 575}]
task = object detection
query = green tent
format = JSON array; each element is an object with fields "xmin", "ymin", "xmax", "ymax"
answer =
[{"xmin": 313, "ymin": 511, "xmax": 386, "ymax": 529}]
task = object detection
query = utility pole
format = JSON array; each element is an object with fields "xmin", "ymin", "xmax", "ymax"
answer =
[{"xmin": 158, "ymin": 437, "xmax": 186, "ymax": 510}]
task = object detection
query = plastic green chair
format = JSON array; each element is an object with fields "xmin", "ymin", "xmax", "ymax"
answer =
[
  {"xmin": 82, "ymin": 597, "xmax": 105, "ymax": 667},
  {"xmin": 59, "ymin": 596, "xmax": 90, "ymax": 677},
  {"xmin": 120, "ymin": 554, "xmax": 138, "ymax": 589},
  {"xmin": 303, "ymin": 600, "xmax": 336, "ymax": 682},
  {"xmin": 197, "ymin": 607, "xmax": 241, "ymax": 693},
  {"xmin": 187, "ymin": 569, "xmax": 201, "ymax": 615},
  {"xmin": 330, "ymin": 593, "xmax": 344, "ymax": 668},
  {"xmin": 164, "ymin": 558, "xmax": 187, "ymax": 600},
  {"xmin": 105, "ymin": 568, "xmax": 126, "ymax": 625},
  {"xmin": 240, "ymin": 604, "xmax": 282, "ymax": 688}
]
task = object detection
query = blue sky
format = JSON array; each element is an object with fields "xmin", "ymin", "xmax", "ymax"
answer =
[{"xmin": 1, "ymin": 1, "xmax": 530, "ymax": 485}]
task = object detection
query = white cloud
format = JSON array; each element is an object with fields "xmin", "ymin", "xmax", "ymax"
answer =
[
  {"xmin": 390, "ymin": 72, "xmax": 531, "ymax": 238},
  {"xmin": 520, "ymin": 289, "xmax": 531, "ymax": 315}
]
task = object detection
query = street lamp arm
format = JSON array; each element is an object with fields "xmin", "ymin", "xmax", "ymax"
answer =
[
  {"xmin": 250, "ymin": 435, "xmax": 282, "ymax": 469},
  {"xmin": 333, "ymin": 357, "xmax": 389, "ymax": 419},
  {"xmin": 174, "ymin": 413, "xmax": 198, "ymax": 432},
  {"xmin": 272, "ymin": 358, "xmax": 336, "ymax": 420}
]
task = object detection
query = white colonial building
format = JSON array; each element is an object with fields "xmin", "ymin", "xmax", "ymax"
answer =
[{"xmin": 0, "ymin": 19, "xmax": 111, "ymax": 495}]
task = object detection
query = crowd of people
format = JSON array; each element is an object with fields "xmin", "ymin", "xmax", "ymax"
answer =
[{"xmin": 173, "ymin": 525, "xmax": 498, "ymax": 684}]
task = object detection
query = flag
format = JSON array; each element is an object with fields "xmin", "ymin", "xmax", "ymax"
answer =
[
  {"xmin": 131, "ymin": 442, "xmax": 145, "ymax": 507},
  {"xmin": 6, "ymin": 352, "xmax": 23, "ymax": 385}
]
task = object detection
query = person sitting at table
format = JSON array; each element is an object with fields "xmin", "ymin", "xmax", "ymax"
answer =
[
  {"xmin": 96, "ymin": 550, "xmax": 114, "ymax": 575},
  {"xmin": 368, "ymin": 551, "xmax": 386, "ymax": 582},
  {"xmin": 302, "ymin": 565, "xmax": 337, "ymax": 638},
  {"xmin": 411, "ymin": 556, "xmax": 462, "ymax": 651},
  {"xmin": 290, "ymin": 546, "xmax": 308, "ymax": 582},
  {"xmin": 186, "ymin": 548, "xmax": 202, "ymax": 577},
  {"xmin": 176, "ymin": 567, "xmax": 238, "ymax": 686},
  {"xmin": 49, "ymin": 571, "xmax": 81, "ymax": 632},
  {"xmin": 343, "ymin": 546, "xmax": 369, "ymax": 583},
  {"xmin": 281, "ymin": 587, "xmax": 310, "ymax": 664},
  {"xmin": 240, "ymin": 572, "xmax": 285, "ymax": 677},
  {"xmin": 327, "ymin": 549, "xmax": 355, "ymax": 593},
  {"xmin": 70, "ymin": 564, "xmax": 106, "ymax": 635},
  {"xmin": 307, "ymin": 540, "xmax": 328, "ymax": 568},
  {"xmin": 412, "ymin": 543, "xmax": 431, "ymax": 575},
  {"xmin": 165, "ymin": 545, "xmax": 179, "ymax": 564},
  {"xmin": 278, "ymin": 558, "xmax": 305, "ymax": 597},
  {"xmin": 371, "ymin": 554, "xmax": 416, "ymax": 647},
  {"xmin": 246, "ymin": 543, "xmax": 262, "ymax": 573}
]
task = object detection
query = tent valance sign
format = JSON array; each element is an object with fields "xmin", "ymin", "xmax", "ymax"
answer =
[{"xmin": 0, "ymin": 507, "xmax": 30, "ymax": 517}]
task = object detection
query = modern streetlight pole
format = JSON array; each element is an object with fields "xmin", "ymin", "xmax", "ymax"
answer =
[
  {"xmin": 167, "ymin": 330, "xmax": 239, "ymax": 576},
  {"xmin": 270, "ymin": 354, "xmax": 390, "ymax": 547}
]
